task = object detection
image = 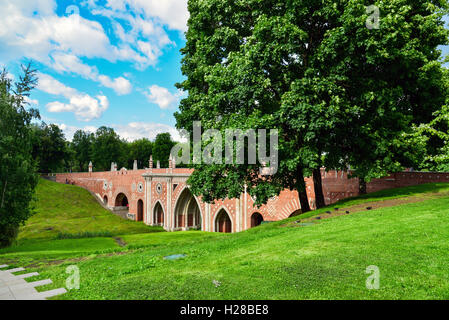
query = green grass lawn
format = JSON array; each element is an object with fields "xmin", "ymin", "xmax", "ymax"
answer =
[
  {"xmin": 1, "ymin": 179, "xmax": 449, "ymax": 299},
  {"xmin": 19, "ymin": 178, "xmax": 163, "ymax": 240}
]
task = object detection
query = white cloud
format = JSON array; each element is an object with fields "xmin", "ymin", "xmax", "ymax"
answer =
[
  {"xmin": 0, "ymin": 3, "xmax": 114, "ymax": 64},
  {"xmin": 56, "ymin": 121, "xmax": 184, "ymax": 142},
  {"xmin": 145, "ymin": 85, "xmax": 184, "ymax": 109},
  {"xmin": 0, "ymin": 0, "xmax": 180, "ymax": 79},
  {"xmin": 56, "ymin": 123, "xmax": 96, "ymax": 141},
  {"xmin": 114, "ymin": 122, "xmax": 185, "ymax": 142},
  {"xmin": 51, "ymin": 52, "xmax": 132, "ymax": 95},
  {"xmin": 23, "ymin": 96, "xmax": 39, "ymax": 106},
  {"xmin": 121, "ymin": 0, "xmax": 189, "ymax": 32},
  {"xmin": 51, "ymin": 52, "xmax": 98, "ymax": 79},
  {"xmin": 37, "ymin": 73, "xmax": 109, "ymax": 121},
  {"xmin": 37, "ymin": 73, "xmax": 78, "ymax": 98},
  {"xmin": 98, "ymin": 75, "xmax": 132, "ymax": 95}
]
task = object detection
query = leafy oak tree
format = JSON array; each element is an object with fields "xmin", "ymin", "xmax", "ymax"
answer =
[
  {"xmin": 0, "ymin": 65, "xmax": 40, "ymax": 247},
  {"xmin": 175, "ymin": 0, "xmax": 449, "ymax": 211}
]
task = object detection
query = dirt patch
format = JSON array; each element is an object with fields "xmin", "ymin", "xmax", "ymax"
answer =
[
  {"xmin": 114, "ymin": 237, "xmax": 127, "ymax": 247},
  {"xmin": 22, "ymin": 256, "xmax": 90, "ymax": 269},
  {"xmin": 19, "ymin": 250, "xmax": 132, "ymax": 269},
  {"xmin": 282, "ymin": 191, "xmax": 449, "ymax": 227}
]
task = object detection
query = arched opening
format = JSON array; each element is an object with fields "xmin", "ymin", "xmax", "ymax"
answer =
[
  {"xmin": 137, "ymin": 199, "xmax": 144, "ymax": 222},
  {"xmin": 103, "ymin": 195, "xmax": 108, "ymax": 206},
  {"xmin": 289, "ymin": 209, "xmax": 302, "ymax": 218},
  {"xmin": 174, "ymin": 188, "xmax": 201, "ymax": 230},
  {"xmin": 251, "ymin": 212, "xmax": 264, "ymax": 227},
  {"xmin": 215, "ymin": 209, "xmax": 232, "ymax": 233},
  {"xmin": 153, "ymin": 202, "xmax": 164, "ymax": 226},
  {"xmin": 115, "ymin": 193, "xmax": 129, "ymax": 208}
]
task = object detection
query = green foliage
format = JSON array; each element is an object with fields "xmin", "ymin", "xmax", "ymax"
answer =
[
  {"xmin": 71, "ymin": 130, "xmax": 94, "ymax": 172},
  {"xmin": 127, "ymin": 138, "xmax": 153, "ymax": 169},
  {"xmin": 175, "ymin": 0, "xmax": 449, "ymax": 206},
  {"xmin": 31, "ymin": 122, "xmax": 69, "ymax": 173},
  {"xmin": 30, "ymin": 124, "xmax": 173, "ymax": 173},
  {"xmin": 152, "ymin": 133, "xmax": 175, "ymax": 168},
  {"xmin": 55, "ymin": 231, "xmax": 113, "ymax": 240},
  {"xmin": 0, "ymin": 64, "xmax": 40, "ymax": 248},
  {"xmin": 90, "ymin": 126, "xmax": 127, "ymax": 171},
  {"xmin": 414, "ymin": 104, "xmax": 449, "ymax": 171}
]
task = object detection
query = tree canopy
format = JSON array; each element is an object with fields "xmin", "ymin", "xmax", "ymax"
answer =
[
  {"xmin": 153, "ymin": 133, "xmax": 176, "ymax": 168},
  {"xmin": 175, "ymin": 0, "xmax": 449, "ymax": 210},
  {"xmin": 0, "ymin": 65, "xmax": 40, "ymax": 247},
  {"xmin": 31, "ymin": 123, "xmax": 69, "ymax": 174}
]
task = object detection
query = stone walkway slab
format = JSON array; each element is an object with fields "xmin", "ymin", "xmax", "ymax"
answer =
[{"xmin": 0, "ymin": 265, "xmax": 67, "ymax": 300}]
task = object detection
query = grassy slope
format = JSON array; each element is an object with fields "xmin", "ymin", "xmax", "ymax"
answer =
[
  {"xmin": 22, "ymin": 179, "xmax": 163, "ymax": 240},
  {"xmin": 0, "ymin": 179, "xmax": 163, "ymax": 263},
  {"xmin": 1, "ymin": 179, "xmax": 449, "ymax": 299}
]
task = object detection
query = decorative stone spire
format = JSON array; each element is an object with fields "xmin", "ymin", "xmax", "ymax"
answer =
[
  {"xmin": 88, "ymin": 161, "xmax": 93, "ymax": 173},
  {"xmin": 168, "ymin": 155, "xmax": 175, "ymax": 173},
  {"xmin": 149, "ymin": 155, "xmax": 153, "ymax": 169},
  {"xmin": 156, "ymin": 160, "xmax": 160, "ymax": 169},
  {"xmin": 168, "ymin": 155, "xmax": 173, "ymax": 169},
  {"xmin": 133, "ymin": 160, "xmax": 138, "ymax": 171},
  {"xmin": 172, "ymin": 154, "xmax": 176, "ymax": 169},
  {"xmin": 111, "ymin": 162, "xmax": 115, "ymax": 172}
]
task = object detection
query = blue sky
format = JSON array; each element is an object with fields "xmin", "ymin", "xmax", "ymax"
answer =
[
  {"xmin": 1, "ymin": 1, "xmax": 448, "ymax": 142},
  {"xmin": 0, "ymin": 0, "xmax": 188, "ymax": 141}
]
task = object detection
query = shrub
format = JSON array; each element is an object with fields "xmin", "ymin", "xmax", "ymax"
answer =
[{"xmin": 55, "ymin": 231, "xmax": 113, "ymax": 240}]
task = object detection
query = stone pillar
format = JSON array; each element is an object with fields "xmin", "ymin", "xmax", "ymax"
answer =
[
  {"xmin": 244, "ymin": 184, "xmax": 248, "ymax": 231},
  {"xmin": 235, "ymin": 198, "xmax": 240, "ymax": 233},
  {"xmin": 157, "ymin": 160, "xmax": 160, "ymax": 169},
  {"xmin": 166, "ymin": 177, "xmax": 173, "ymax": 231},
  {"xmin": 205, "ymin": 203, "xmax": 211, "ymax": 232},
  {"xmin": 145, "ymin": 176, "xmax": 153, "ymax": 226},
  {"xmin": 88, "ymin": 161, "xmax": 93, "ymax": 173},
  {"xmin": 169, "ymin": 155, "xmax": 173, "ymax": 173},
  {"xmin": 133, "ymin": 160, "xmax": 138, "ymax": 171}
]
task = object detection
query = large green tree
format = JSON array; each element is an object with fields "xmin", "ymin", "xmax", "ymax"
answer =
[
  {"xmin": 152, "ymin": 133, "xmax": 176, "ymax": 168},
  {"xmin": 0, "ymin": 65, "xmax": 40, "ymax": 247},
  {"xmin": 175, "ymin": 0, "xmax": 449, "ymax": 211},
  {"xmin": 90, "ymin": 127, "xmax": 126, "ymax": 171},
  {"xmin": 31, "ymin": 123, "xmax": 68, "ymax": 173},
  {"xmin": 127, "ymin": 138, "xmax": 153, "ymax": 169},
  {"xmin": 415, "ymin": 102, "xmax": 449, "ymax": 172},
  {"xmin": 71, "ymin": 129, "xmax": 94, "ymax": 172}
]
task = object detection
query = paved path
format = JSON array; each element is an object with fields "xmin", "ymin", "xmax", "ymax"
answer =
[{"xmin": 0, "ymin": 265, "xmax": 67, "ymax": 300}]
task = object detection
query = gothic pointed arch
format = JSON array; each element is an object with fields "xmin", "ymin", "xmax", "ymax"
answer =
[
  {"xmin": 174, "ymin": 187, "xmax": 202, "ymax": 230},
  {"xmin": 214, "ymin": 208, "xmax": 232, "ymax": 233},
  {"xmin": 153, "ymin": 201, "xmax": 165, "ymax": 226}
]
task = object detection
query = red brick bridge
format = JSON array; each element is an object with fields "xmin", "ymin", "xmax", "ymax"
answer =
[{"xmin": 55, "ymin": 157, "xmax": 449, "ymax": 233}]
